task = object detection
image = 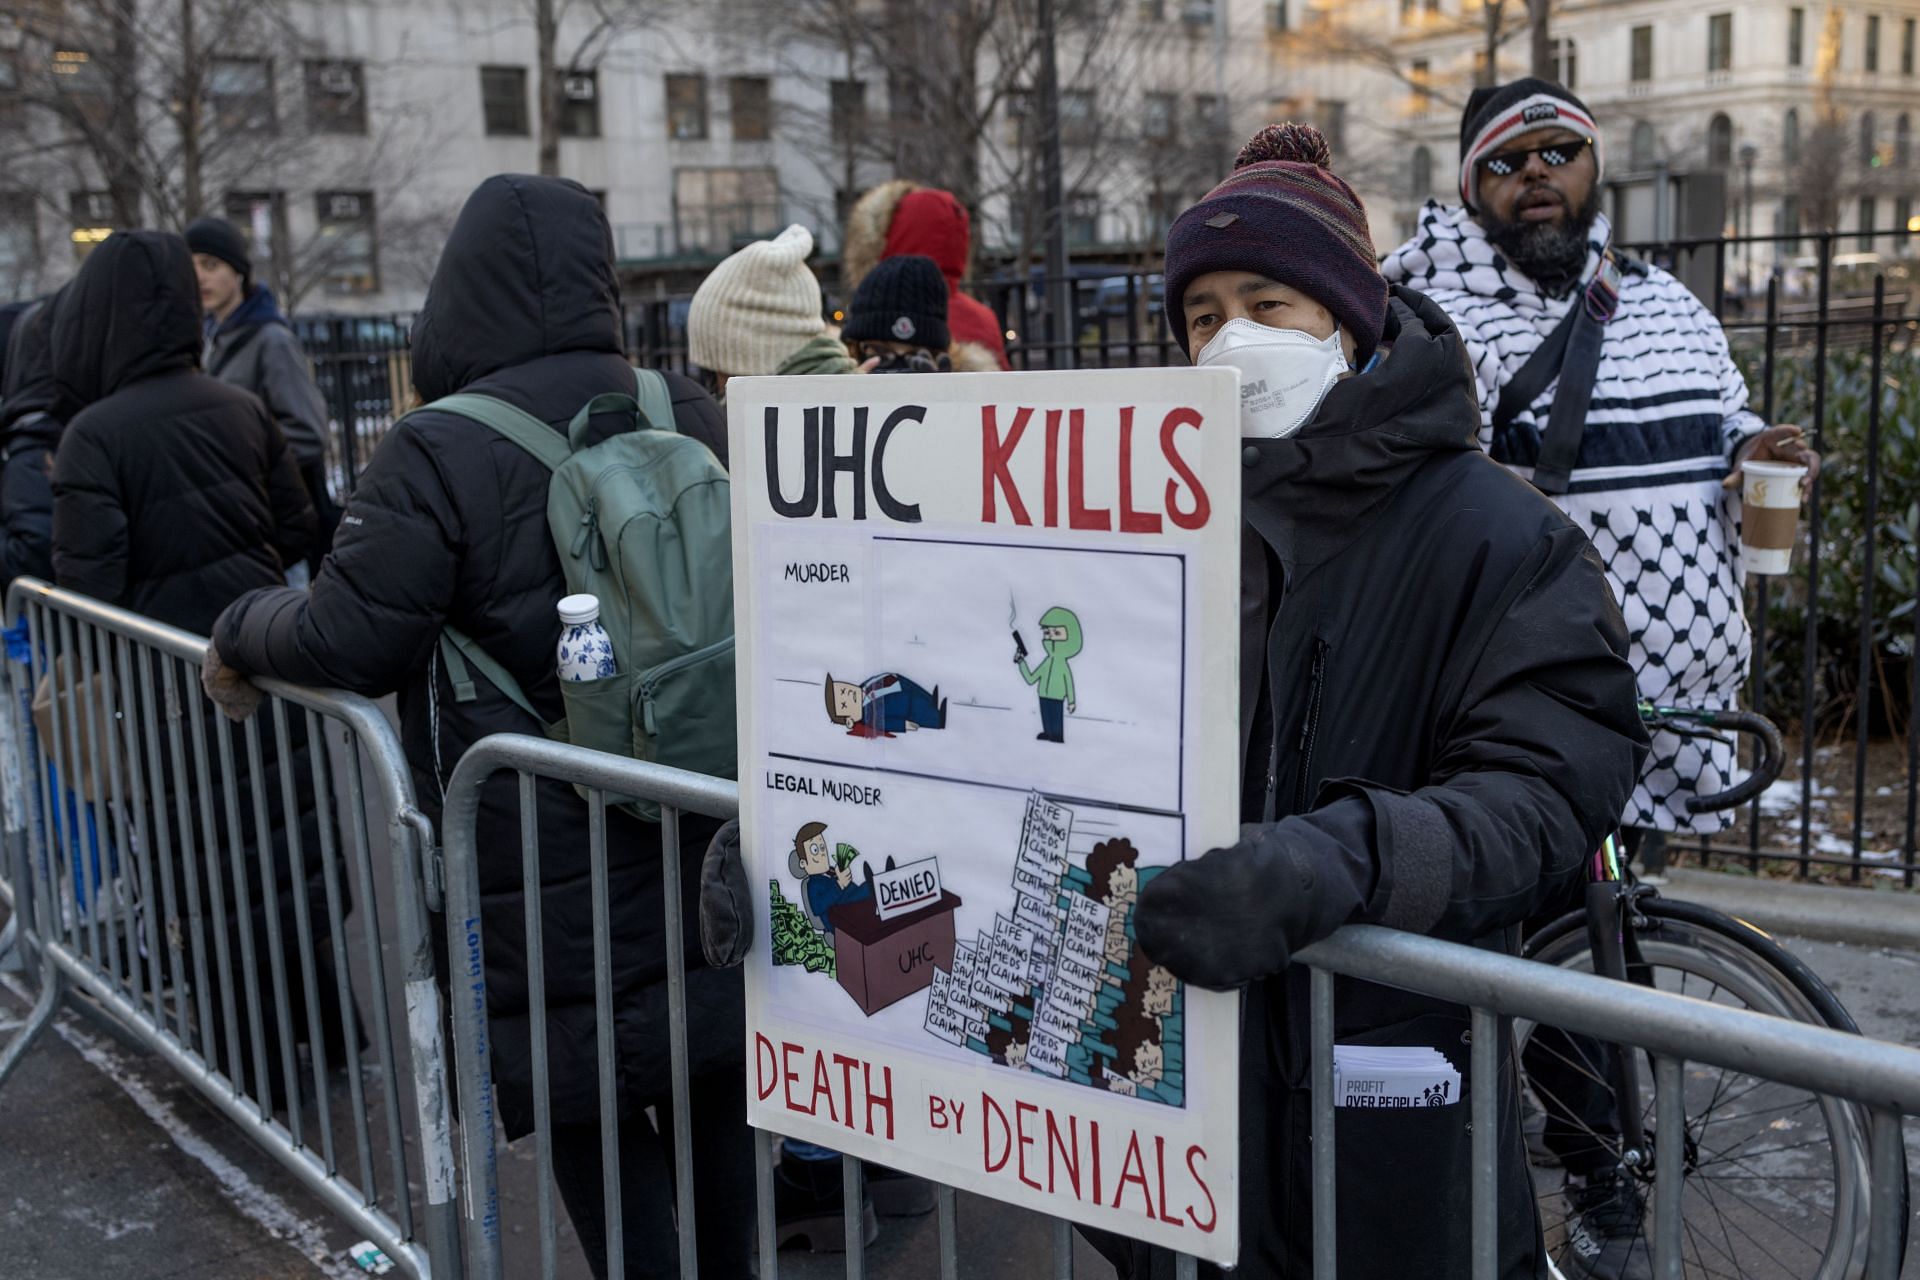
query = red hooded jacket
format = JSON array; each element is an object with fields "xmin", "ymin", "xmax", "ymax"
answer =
[{"xmin": 882, "ymin": 189, "xmax": 1010, "ymax": 369}]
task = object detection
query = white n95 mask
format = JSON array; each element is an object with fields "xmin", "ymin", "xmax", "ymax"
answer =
[{"xmin": 1193, "ymin": 318, "xmax": 1350, "ymax": 440}]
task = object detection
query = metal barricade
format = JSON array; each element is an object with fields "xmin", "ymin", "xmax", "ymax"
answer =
[
  {"xmin": 1297, "ymin": 926, "xmax": 1920, "ymax": 1280},
  {"xmin": 440, "ymin": 733, "xmax": 1208, "ymax": 1280},
  {"xmin": 0, "ymin": 579, "xmax": 460, "ymax": 1279},
  {"xmin": 444, "ymin": 733, "xmax": 1920, "ymax": 1279}
]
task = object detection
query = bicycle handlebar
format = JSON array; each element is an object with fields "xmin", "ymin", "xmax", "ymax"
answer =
[{"xmin": 1638, "ymin": 705, "xmax": 1786, "ymax": 814}]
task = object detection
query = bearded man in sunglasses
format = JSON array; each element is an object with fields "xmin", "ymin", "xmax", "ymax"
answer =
[{"xmin": 1385, "ymin": 78, "xmax": 1818, "ymax": 1280}]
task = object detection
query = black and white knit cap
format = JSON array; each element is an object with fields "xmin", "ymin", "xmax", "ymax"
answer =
[{"xmin": 1457, "ymin": 77, "xmax": 1603, "ymax": 212}]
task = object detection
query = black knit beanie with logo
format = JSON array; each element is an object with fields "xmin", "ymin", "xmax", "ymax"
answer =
[{"xmin": 841, "ymin": 254, "xmax": 950, "ymax": 350}]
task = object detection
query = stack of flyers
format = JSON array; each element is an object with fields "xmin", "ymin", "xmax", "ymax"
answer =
[{"xmin": 1331, "ymin": 1045, "xmax": 1461, "ymax": 1109}]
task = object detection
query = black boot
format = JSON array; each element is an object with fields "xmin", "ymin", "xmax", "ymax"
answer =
[
  {"xmin": 1558, "ymin": 1168, "xmax": 1654, "ymax": 1280},
  {"xmin": 774, "ymin": 1152, "xmax": 878, "ymax": 1252}
]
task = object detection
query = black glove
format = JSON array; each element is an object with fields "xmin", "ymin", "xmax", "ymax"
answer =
[
  {"xmin": 699, "ymin": 818, "xmax": 752, "ymax": 968},
  {"xmin": 1133, "ymin": 823, "xmax": 1371, "ymax": 991}
]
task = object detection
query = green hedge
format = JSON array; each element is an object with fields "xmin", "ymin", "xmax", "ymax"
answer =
[{"xmin": 1736, "ymin": 342, "xmax": 1919, "ymax": 736}]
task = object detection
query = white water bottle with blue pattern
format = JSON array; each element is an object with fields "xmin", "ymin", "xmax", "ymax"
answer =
[{"xmin": 557, "ymin": 594, "xmax": 617, "ymax": 682}]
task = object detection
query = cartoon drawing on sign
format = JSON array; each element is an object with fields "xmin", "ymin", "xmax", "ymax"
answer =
[
  {"xmin": 787, "ymin": 821, "xmax": 878, "ymax": 936},
  {"xmin": 777, "ymin": 821, "xmax": 964, "ymax": 1017},
  {"xmin": 1013, "ymin": 605, "xmax": 1082, "ymax": 743},
  {"xmin": 919, "ymin": 793, "xmax": 1185, "ymax": 1105},
  {"xmin": 824, "ymin": 672, "xmax": 949, "ymax": 738},
  {"xmin": 768, "ymin": 879, "xmax": 836, "ymax": 976},
  {"xmin": 1085, "ymin": 837, "xmax": 1141, "ymax": 977}
]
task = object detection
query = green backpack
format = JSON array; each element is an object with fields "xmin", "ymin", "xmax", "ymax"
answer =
[{"xmin": 424, "ymin": 368, "xmax": 736, "ymax": 817}]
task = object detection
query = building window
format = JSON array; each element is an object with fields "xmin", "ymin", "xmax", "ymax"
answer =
[
  {"xmin": 1269, "ymin": 0, "xmax": 1288, "ymax": 31},
  {"xmin": 209, "ymin": 56, "xmax": 276, "ymax": 134},
  {"xmin": 1061, "ymin": 89, "xmax": 1096, "ymax": 145},
  {"xmin": 1180, "ymin": 0, "xmax": 1216, "ymax": 27},
  {"xmin": 1898, "ymin": 113, "xmax": 1913, "ymax": 167},
  {"xmin": 1789, "ymin": 8, "xmax": 1805, "ymax": 66},
  {"xmin": 1707, "ymin": 113, "xmax": 1733, "ymax": 167},
  {"xmin": 1631, "ymin": 26, "xmax": 1653, "ymax": 83},
  {"xmin": 729, "ymin": 76, "xmax": 770, "ymax": 141},
  {"xmin": 1783, "ymin": 108, "xmax": 1801, "ymax": 169},
  {"xmin": 1319, "ymin": 100, "xmax": 1346, "ymax": 154},
  {"xmin": 1905, "ymin": 18, "xmax": 1917, "ymax": 75},
  {"xmin": 1867, "ymin": 15, "xmax": 1882, "ymax": 72},
  {"xmin": 222, "ymin": 191, "xmax": 286, "ymax": 284},
  {"xmin": 315, "ymin": 191, "xmax": 377, "ymax": 294},
  {"xmin": 1003, "ymin": 88, "xmax": 1031, "ymax": 149},
  {"xmin": 0, "ymin": 192, "xmax": 38, "ymax": 292},
  {"xmin": 1894, "ymin": 195, "xmax": 1913, "ymax": 238},
  {"xmin": 1411, "ymin": 145, "xmax": 1433, "ymax": 198},
  {"xmin": 1779, "ymin": 196, "xmax": 1801, "ymax": 252},
  {"xmin": 1630, "ymin": 120, "xmax": 1656, "ymax": 169},
  {"xmin": 666, "ymin": 73, "xmax": 707, "ymax": 140},
  {"xmin": 1858, "ymin": 195, "xmax": 1878, "ymax": 249},
  {"xmin": 831, "ymin": 80, "xmax": 866, "ymax": 147},
  {"xmin": 1139, "ymin": 0, "xmax": 1165, "ymax": 18},
  {"xmin": 1144, "ymin": 91, "xmax": 1175, "ymax": 143},
  {"xmin": 480, "ymin": 66, "xmax": 529, "ymax": 136},
  {"xmin": 1193, "ymin": 94, "xmax": 1224, "ymax": 138},
  {"xmin": 1707, "ymin": 13, "xmax": 1732, "ymax": 72},
  {"xmin": 69, "ymin": 190, "xmax": 115, "ymax": 260},
  {"xmin": 1862, "ymin": 111, "xmax": 1878, "ymax": 167},
  {"xmin": 672, "ymin": 166, "xmax": 778, "ymax": 256},
  {"xmin": 1410, "ymin": 58, "xmax": 1431, "ymax": 113},
  {"xmin": 303, "ymin": 60, "xmax": 365, "ymax": 134},
  {"xmin": 50, "ymin": 47, "xmax": 106, "ymax": 96},
  {"xmin": 1549, "ymin": 38, "xmax": 1576, "ymax": 90},
  {"xmin": 1066, "ymin": 192, "xmax": 1100, "ymax": 245},
  {"xmin": 558, "ymin": 69, "xmax": 600, "ymax": 138}
]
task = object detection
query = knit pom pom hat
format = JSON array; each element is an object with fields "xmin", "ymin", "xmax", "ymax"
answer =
[
  {"xmin": 1162, "ymin": 123, "xmax": 1387, "ymax": 363},
  {"xmin": 688, "ymin": 224, "xmax": 827, "ymax": 376}
]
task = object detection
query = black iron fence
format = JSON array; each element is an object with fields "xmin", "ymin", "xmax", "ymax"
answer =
[{"xmin": 295, "ymin": 228, "xmax": 1920, "ymax": 883}]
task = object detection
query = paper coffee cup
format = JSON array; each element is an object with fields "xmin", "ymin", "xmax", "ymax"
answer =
[{"xmin": 1739, "ymin": 459, "xmax": 1807, "ymax": 575}]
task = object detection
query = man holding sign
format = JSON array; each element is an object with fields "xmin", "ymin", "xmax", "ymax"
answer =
[{"xmin": 1112, "ymin": 124, "xmax": 1647, "ymax": 1279}]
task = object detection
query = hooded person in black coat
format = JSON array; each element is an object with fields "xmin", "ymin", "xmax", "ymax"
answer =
[
  {"xmin": 50, "ymin": 230, "xmax": 315, "ymax": 632},
  {"xmin": 45, "ymin": 230, "xmax": 349, "ymax": 1107},
  {"xmin": 0, "ymin": 288, "xmax": 66, "ymax": 591},
  {"xmin": 206, "ymin": 175, "xmax": 747, "ymax": 1280},
  {"xmin": 1084, "ymin": 126, "xmax": 1648, "ymax": 1279}
]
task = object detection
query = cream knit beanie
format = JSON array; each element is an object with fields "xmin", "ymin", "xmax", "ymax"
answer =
[{"xmin": 687, "ymin": 224, "xmax": 826, "ymax": 376}]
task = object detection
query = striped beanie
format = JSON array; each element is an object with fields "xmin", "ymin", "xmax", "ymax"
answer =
[
  {"xmin": 1163, "ymin": 123, "xmax": 1387, "ymax": 363},
  {"xmin": 688, "ymin": 223, "xmax": 827, "ymax": 376},
  {"xmin": 1458, "ymin": 78, "xmax": 1603, "ymax": 212}
]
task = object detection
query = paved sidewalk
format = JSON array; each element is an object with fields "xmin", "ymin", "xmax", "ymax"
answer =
[{"xmin": 1662, "ymin": 866, "xmax": 1920, "ymax": 949}]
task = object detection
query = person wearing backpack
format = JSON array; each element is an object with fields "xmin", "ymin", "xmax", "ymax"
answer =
[{"xmin": 202, "ymin": 174, "xmax": 746, "ymax": 1280}]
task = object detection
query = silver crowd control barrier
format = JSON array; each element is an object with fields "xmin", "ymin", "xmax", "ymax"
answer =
[
  {"xmin": 1298, "ymin": 926, "xmax": 1920, "ymax": 1280},
  {"xmin": 440, "ymin": 732, "xmax": 1207, "ymax": 1280},
  {"xmin": 442, "ymin": 734, "xmax": 1920, "ymax": 1279},
  {"xmin": 0, "ymin": 579, "xmax": 460, "ymax": 1279}
]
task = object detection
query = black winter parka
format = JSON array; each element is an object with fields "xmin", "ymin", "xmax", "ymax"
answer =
[
  {"xmin": 1107, "ymin": 288, "xmax": 1646, "ymax": 1280},
  {"xmin": 0, "ymin": 291, "xmax": 64, "ymax": 591},
  {"xmin": 50, "ymin": 231, "xmax": 314, "ymax": 634},
  {"xmin": 213, "ymin": 175, "xmax": 733, "ymax": 1139}
]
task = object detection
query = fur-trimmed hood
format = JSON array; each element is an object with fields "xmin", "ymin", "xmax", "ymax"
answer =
[{"xmin": 843, "ymin": 181, "xmax": 1010, "ymax": 370}]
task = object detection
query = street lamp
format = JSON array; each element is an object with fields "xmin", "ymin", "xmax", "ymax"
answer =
[{"xmin": 1739, "ymin": 142, "xmax": 1758, "ymax": 295}]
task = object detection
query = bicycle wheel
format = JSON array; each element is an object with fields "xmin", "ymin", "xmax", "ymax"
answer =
[{"xmin": 1518, "ymin": 896, "xmax": 1905, "ymax": 1280}]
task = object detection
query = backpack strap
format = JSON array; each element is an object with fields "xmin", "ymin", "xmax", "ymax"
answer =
[
  {"xmin": 424, "ymin": 392, "xmax": 573, "ymax": 472},
  {"xmin": 439, "ymin": 625, "xmax": 542, "ymax": 721},
  {"xmin": 1492, "ymin": 249, "xmax": 1630, "ymax": 496},
  {"xmin": 632, "ymin": 366, "xmax": 675, "ymax": 432}
]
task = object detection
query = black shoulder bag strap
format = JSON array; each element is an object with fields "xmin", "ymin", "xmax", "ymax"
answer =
[{"xmin": 1492, "ymin": 249, "xmax": 1636, "ymax": 496}]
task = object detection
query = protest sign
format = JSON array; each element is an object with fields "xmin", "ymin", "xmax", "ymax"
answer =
[{"xmin": 732, "ymin": 368, "xmax": 1242, "ymax": 1262}]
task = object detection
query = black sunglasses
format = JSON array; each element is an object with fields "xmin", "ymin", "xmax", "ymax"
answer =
[{"xmin": 1477, "ymin": 136, "xmax": 1593, "ymax": 178}]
